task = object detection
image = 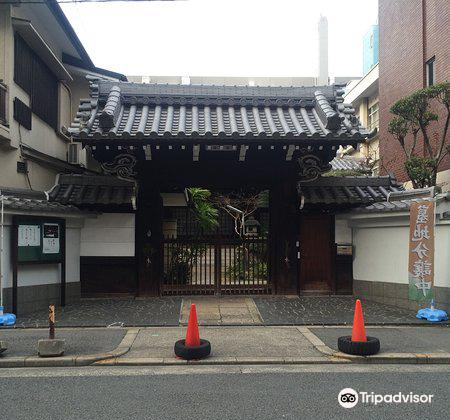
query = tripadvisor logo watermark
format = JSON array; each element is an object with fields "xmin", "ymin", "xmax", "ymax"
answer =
[{"xmin": 338, "ymin": 388, "xmax": 434, "ymax": 408}]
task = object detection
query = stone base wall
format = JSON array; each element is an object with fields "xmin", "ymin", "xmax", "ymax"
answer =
[
  {"xmin": 353, "ymin": 279, "xmax": 450, "ymax": 313},
  {"xmin": 3, "ymin": 283, "xmax": 81, "ymax": 316}
]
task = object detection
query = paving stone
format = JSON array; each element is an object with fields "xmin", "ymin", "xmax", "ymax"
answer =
[
  {"xmin": 254, "ymin": 296, "xmax": 433, "ymax": 325},
  {"xmin": 14, "ymin": 297, "xmax": 182, "ymax": 328},
  {"xmin": 10, "ymin": 295, "xmax": 440, "ymax": 328}
]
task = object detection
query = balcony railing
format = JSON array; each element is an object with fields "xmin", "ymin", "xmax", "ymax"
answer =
[{"xmin": 0, "ymin": 82, "xmax": 7, "ymax": 126}]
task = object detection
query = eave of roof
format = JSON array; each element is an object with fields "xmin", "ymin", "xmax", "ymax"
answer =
[
  {"xmin": 298, "ymin": 175, "xmax": 403, "ymax": 206},
  {"xmin": 0, "ymin": 187, "xmax": 82, "ymax": 214},
  {"xmin": 46, "ymin": 1, "xmax": 94, "ymax": 69},
  {"xmin": 48, "ymin": 173, "xmax": 136, "ymax": 209},
  {"xmin": 62, "ymin": 54, "xmax": 128, "ymax": 82},
  {"xmin": 69, "ymin": 80, "xmax": 370, "ymax": 143}
]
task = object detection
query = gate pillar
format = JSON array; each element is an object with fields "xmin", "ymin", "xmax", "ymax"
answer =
[
  {"xmin": 269, "ymin": 178, "xmax": 299, "ymax": 294},
  {"xmin": 136, "ymin": 183, "xmax": 163, "ymax": 296}
]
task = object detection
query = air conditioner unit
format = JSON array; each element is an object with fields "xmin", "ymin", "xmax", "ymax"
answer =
[{"xmin": 68, "ymin": 143, "xmax": 80, "ymax": 165}]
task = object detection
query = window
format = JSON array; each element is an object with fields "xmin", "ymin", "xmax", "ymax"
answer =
[
  {"xmin": 368, "ymin": 102, "xmax": 379, "ymax": 131},
  {"xmin": 13, "ymin": 97, "xmax": 32, "ymax": 130},
  {"xmin": 426, "ymin": 56, "xmax": 435, "ymax": 86},
  {"xmin": 0, "ymin": 82, "xmax": 7, "ymax": 126},
  {"xmin": 14, "ymin": 34, "xmax": 58, "ymax": 129}
]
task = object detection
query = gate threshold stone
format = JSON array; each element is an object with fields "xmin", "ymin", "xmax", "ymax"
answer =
[{"xmin": 180, "ymin": 297, "xmax": 263, "ymax": 325}]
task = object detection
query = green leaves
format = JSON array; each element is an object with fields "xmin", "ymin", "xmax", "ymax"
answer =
[
  {"xmin": 388, "ymin": 82, "xmax": 450, "ymax": 187},
  {"xmin": 186, "ymin": 187, "xmax": 219, "ymax": 232},
  {"xmin": 405, "ymin": 156, "xmax": 436, "ymax": 188}
]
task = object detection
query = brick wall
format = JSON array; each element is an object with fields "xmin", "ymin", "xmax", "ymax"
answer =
[{"xmin": 379, "ymin": 0, "xmax": 450, "ymax": 182}]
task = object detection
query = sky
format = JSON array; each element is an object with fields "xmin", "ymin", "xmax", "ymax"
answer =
[{"xmin": 61, "ymin": 0, "xmax": 378, "ymax": 78}]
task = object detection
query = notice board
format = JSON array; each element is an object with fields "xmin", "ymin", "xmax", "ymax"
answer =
[
  {"xmin": 15, "ymin": 217, "xmax": 64, "ymax": 263},
  {"xmin": 11, "ymin": 216, "xmax": 66, "ymax": 314}
]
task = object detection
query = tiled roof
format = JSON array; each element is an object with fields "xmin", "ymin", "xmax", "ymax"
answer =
[
  {"xmin": 68, "ymin": 81, "xmax": 372, "ymax": 143},
  {"xmin": 356, "ymin": 191, "xmax": 450, "ymax": 213},
  {"xmin": 298, "ymin": 176, "xmax": 403, "ymax": 206},
  {"xmin": 0, "ymin": 188, "xmax": 81, "ymax": 213},
  {"xmin": 330, "ymin": 156, "xmax": 369, "ymax": 172},
  {"xmin": 48, "ymin": 174, "xmax": 135, "ymax": 208}
]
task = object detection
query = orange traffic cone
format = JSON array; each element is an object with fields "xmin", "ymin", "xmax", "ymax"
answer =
[
  {"xmin": 185, "ymin": 304, "xmax": 200, "ymax": 347},
  {"xmin": 351, "ymin": 299, "xmax": 367, "ymax": 342}
]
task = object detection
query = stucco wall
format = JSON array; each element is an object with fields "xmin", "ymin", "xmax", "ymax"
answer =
[
  {"xmin": 351, "ymin": 215, "xmax": 449, "ymax": 289},
  {"xmin": 335, "ymin": 216, "xmax": 352, "ymax": 245},
  {"xmin": 80, "ymin": 214, "xmax": 135, "ymax": 257},
  {"xmin": 348, "ymin": 207, "xmax": 450, "ymax": 311},
  {"xmin": 353, "ymin": 224, "xmax": 409, "ymax": 285}
]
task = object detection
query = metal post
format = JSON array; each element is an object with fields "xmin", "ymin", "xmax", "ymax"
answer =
[
  {"xmin": 0, "ymin": 192, "xmax": 4, "ymax": 308},
  {"xmin": 48, "ymin": 304, "xmax": 55, "ymax": 340}
]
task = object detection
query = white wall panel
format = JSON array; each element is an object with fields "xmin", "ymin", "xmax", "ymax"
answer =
[{"xmin": 80, "ymin": 213, "xmax": 135, "ymax": 257}]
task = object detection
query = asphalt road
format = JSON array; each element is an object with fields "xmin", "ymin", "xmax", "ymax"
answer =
[{"xmin": 0, "ymin": 365, "xmax": 448, "ymax": 420}]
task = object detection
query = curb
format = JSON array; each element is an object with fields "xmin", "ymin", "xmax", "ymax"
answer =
[
  {"xmin": 331, "ymin": 351, "xmax": 450, "ymax": 364},
  {"xmin": 299, "ymin": 326, "xmax": 450, "ymax": 364},
  {"xmin": 0, "ymin": 328, "xmax": 139, "ymax": 368},
  {"xmin": 94, "ymin": 352, "xmax": 450, "ymax": 367},
  {"xmin": 94, "ymin": 356, "xmax": 346, "ymax": 366}
]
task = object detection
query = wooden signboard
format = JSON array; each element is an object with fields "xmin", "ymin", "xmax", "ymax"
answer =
[{"xmin": 408, "ymin": 201, "xmax": 435, "ymax": 301}]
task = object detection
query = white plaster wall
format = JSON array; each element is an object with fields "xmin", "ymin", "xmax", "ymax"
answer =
[
  {"xmin": 80, "ymin": 214, "xmax": 135, "ymax": 257},
  {"xmin": 437, "ymin": 168, "xmax": 450, "ymax": 193},
  {"xmin": 66, "ymin": 225, "xmax": 81, "ymax": 284},
  {"xmin": 351, "ymin": 216, "xmax": 450, "ymax": 289},
  {"xmin": 335, "ymin": 217, "xmax": 352, "ymax": 244},
  {"xmin": 435, "ymin": 224, "xmax": 450, "ymax": 288},
  {"xmin": 353, "ymin": 225, "xmax": 410, "ymax": 285}
]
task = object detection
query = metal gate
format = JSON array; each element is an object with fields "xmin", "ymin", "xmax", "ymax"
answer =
[{"xmin": 162, "ymin": 236, "xmax": 270, "ymax": 295}]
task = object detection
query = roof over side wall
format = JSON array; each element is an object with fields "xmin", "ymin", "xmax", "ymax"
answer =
[
  {"xmin": 0, "ymin": 187, "xmax": 81, "ymax": 214},
  {"xmin": 298, "ymin": 175, "xmax": 403, "ymax": 206},
  {"xmin": 46, "ymin": 173, "xmax": 402, "ymax": 210},
  {"xmin": 47, "ymin": 174, "xmax": 136, "ymax": 209}
]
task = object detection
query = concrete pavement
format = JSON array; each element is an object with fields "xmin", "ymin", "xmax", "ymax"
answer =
[
  {"xmin": 97, "ymin": 325, "xmax": 450, "ymax": 366},
  {"xmin": 0, "ymin": 328, "xmax": 136, "ymax": 367},
  {"xmin": 1, "ymin": 324, "xmax": 450, "ymax": 367}
]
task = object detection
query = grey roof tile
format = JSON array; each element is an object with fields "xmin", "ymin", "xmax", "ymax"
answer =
[
  {"xmin": 48, "ymin": 174, "xmax": 135, "ymax": 208},
  {"xmin": 330, "ymin": 156, "xmax": 369, "ymax": 171},
  {"xmin": 0, "ymin": 187, "xmax": 81, "ymax": 213},
  {"xmin": 69, "ymin": 81, "xmax": 371, "ymax": 142},
  {"xmin": 298, "ymin": 176, "xmax": 403, "ymax": 206}
]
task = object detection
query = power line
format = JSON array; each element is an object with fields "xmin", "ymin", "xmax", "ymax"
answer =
[{"xmin": 2, "ymin": 0, "xmax": 180, "ymax": 4}]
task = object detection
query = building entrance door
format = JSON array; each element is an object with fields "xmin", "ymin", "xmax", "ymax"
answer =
[{"xmin": 299, "ymin": 214, "xmax": 335, "ymax": 293}]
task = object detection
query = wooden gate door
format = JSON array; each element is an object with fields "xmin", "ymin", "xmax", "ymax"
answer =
[
  {"xmin": 299, "ymin": 214, "xmax": 335, "ymax": 293},
  {"xmin": 161, "ymin": 236, "xmax": 270, "ymax": 295}
]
